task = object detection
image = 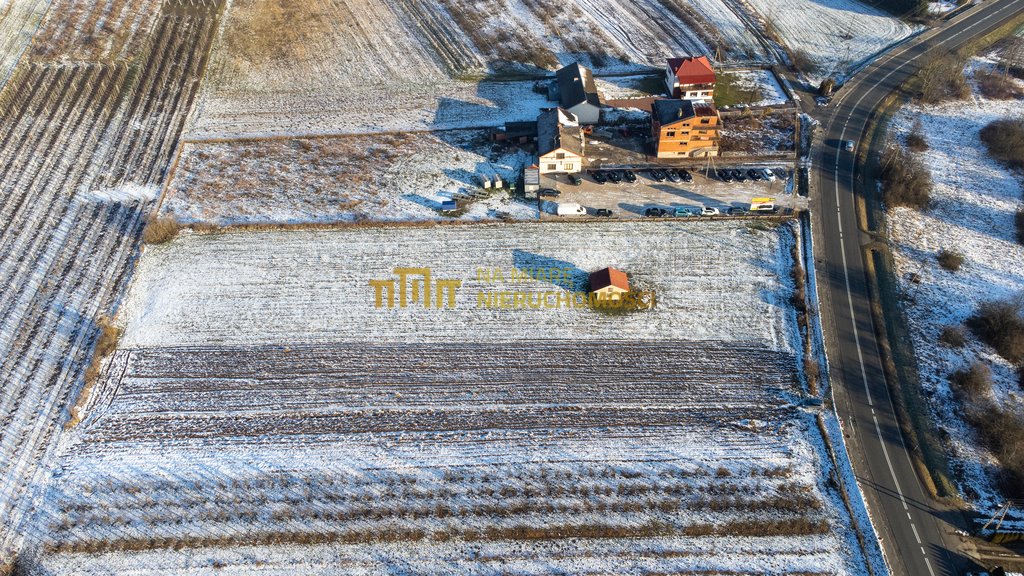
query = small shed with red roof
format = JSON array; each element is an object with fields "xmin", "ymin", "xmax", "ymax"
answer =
[{"xmin": 589, "ymin": 267, "xmax": 630, "ymax": 299}]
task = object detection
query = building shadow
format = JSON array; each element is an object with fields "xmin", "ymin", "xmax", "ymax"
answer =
[{"xmin": 511, "ymin": 249, "xmax": 588, "ymax": 291}]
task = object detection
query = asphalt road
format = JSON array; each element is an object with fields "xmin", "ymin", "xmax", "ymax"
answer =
[{"xmin": 811, "ymin": 1, "xmax": 1024, "ymax": 575}]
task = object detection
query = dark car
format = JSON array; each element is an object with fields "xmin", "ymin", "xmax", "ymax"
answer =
[
  {"xmin": 747, "ymin": 169, "xmax": 763, "ymax": 181},
  {"xmin": 588, "ymin": 170, "xmax": 607, "ymax": 184},
  {"xmin": 678, "ymin": 168, "xmax": 692, "ymax": 182},
  {"xmin": 644, "ymin": 207, "xmax": 667, "ymax": 217},
  {"xmin": 606, "ymin": 170, "xmax": 623, "ymax": 183},
  {"xmin": 594, "ymin": 208, "xmax": 613, "ymax": 217},
  {"xmin": 732, "ymin": 169, "xmax": 747, "ymax": 182},
  {"xmin": 649, "ymin": 169, "xmax": 667, "ymax": 182},
  {"xmin": 623, "ymin": 169, "xmax": 637, "ymax": 183},
  {"xmin": 718, "ymin": 169, "xmax": 734, "ymax": 182},
  {"xmin": 727, "ymin": 207, "xmax": 748, "ymax": 216},
  {"xmin": 666, "ymin": 169, "xmax": 682, "ymax": 183},
  {"xmin": 567, "ymin": 173, "xmax": 582, "ymax": 185},
  {"xmin": 537, "ymin": 188, "xmax": 560, "ymax": 198}
]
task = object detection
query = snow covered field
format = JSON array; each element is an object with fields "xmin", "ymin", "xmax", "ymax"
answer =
[
  {"xmin": 185, "ymin": 0, "xmax": 766, "ymax": 138},
  {"xmin": 20, "ymin": 222, "xmax": 872, "ymax": 574},
  {"xmin": 161, "ymin": 131, "xmax": 537, "ymax": 225},
  {"xmin": 0, "ymin": 0, "xmax": 49, "ymax": 84},
  {"xmin": 887, "ymin": 60, "xmax": 1024, "ymax": 509},
  {"xmin": 726, "ymin": 69, "xmax": 790, "ymax": 107},
  {"xmin": 26, "ymin": 0, "xmax": 160, "ymax": 62},
  {"xmin": 742, "ymin": 0, "xmax": 918, "ymax": 83},
  {"xmin": 116, "ymin": 222, "xmax": 798, "ymax": 348}
]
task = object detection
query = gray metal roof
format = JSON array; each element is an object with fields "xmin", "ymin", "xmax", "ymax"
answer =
[
  {"xmin": 555, "ymin": 63, "xmax": 601, "ymax": 109},
  {"xmin": 537, "ymin": 108, "xmax": 583, "ymax": 157},
  {"xmin": 652, "ymin": 99, "xmax": 717, "ymax": 126}
]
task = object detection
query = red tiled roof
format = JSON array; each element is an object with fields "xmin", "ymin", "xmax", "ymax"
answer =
[
  {"xmin": 667, "ymin": 56, "xmax": 716, "ymax": 84},
  {"xmin": 589, "ymin": 267, "xmax": 629, "ymax": 292}
]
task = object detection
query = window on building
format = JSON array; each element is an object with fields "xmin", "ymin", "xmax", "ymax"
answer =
[
  {"xmin": 547, "ymin": 164, "xmax": 557, "ymax": 171},
  {"xmin": 700, "ymin": 118, "xmax": 710, "ymax": 124},
  {"xmin": 556, "ymin": 152, "xmax": 565, "ymax": 159},
  {"xmin": 666, "ymin": 131, "xmax": 675, "ymax": 137},
  {"xmin": 565, "ymin": 164, "xmax": 574, "ymax": 170}
]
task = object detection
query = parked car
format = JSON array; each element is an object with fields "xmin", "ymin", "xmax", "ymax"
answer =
[
  {"xmin": 567, "ymin": 173, "xmax": 582, "ymax": 185},
  {"xmin": 678, "ymin": 168, "xmax": 693, "ymax": 182},
  {"xmin": 844, "ymin": 140, "xmax": 855, "ymax": 152},
  {"xmin": 674, "ymin": 206, "xmax": 698, "ymax": 217},
  {"xmin": 747, "ymin": 169, "xmax": 763, "ymax": 181},
  {"xmin": 717, "ymin": 169, "xmax": 733, "ymax": 182},
  {"xmin": 588, "ymin": 170, "xmax": 607, "ymax": 184},
  {"xmin": 649, "ymin": 169, "xmax": 667, "ymax": 182},
  {"xmin": 644, "ymin": 207, "xmax": 668, "ymax": 217},
  {"xmin": 594, "ymin": 208, "xmax": 613, "ymax": 217},
  {"xmin": 666, "ymin": 169, "xmax": 682, "ymax": 183},
  {"xmin": 556, "ymin": 202, "xmax": 587, "ymax": 216},
  {"xmin": 727, "ymin": 207, "xmax": 748, "ymax": 215},
  {"xmin": 700, "ymin": 206, "xmax": 721, "ymax": 216},
  {"xmin": 606, "ymin": 169, "xmax": 623, "ymax": 183},
  {"xmin": 538, "ymin": 188, "xmax": 560, "ymax": 198},
  {"xmin": 733, "ymin": 169, "xmax": 748, "ymax": 182},
  {"xmin": 750, "ymin": 203, "xmax": 777, "ymax": 213},
  {"xmin": 761, "ymin": 168, "xmax": 776, "ymax": 182},
  {"xmin": 623, "ymin": 169, "xmax": 637, "ymax": 183}
]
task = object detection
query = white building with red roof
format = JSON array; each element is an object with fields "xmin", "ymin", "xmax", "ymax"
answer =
[{"xmin": 665, "ymin": 56, "xmax": 716, "ymax": 101}]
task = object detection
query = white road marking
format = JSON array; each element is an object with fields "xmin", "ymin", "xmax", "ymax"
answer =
[
  {"xmin": 873, "ymin": 414, "xmax": 909, "ymax": 511},
  {"xmin": 912, "ymin": 523, "xmax": 922, "ymax": 544}
]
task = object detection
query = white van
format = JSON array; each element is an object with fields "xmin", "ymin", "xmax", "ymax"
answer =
[{"xmin": 556, "ymin": 202, "xmax": 587, "ymax": 217}]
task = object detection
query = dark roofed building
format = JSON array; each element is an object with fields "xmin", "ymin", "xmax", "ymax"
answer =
[
  {"xmin": 555, "ymin": 63, "xmax": 602, "ymax": 125},
  {"xmin": 651, "ymin": 98, "xmax": 720, "ymax": 158},
  {"xmin": 536, "ymin": 107, "xmax": 585, "ymax": 174}
]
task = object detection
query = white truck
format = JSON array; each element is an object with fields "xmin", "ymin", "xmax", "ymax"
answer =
[{"xmin": 556, "ymin": 202, "xmax": 587, "ymax": 217}]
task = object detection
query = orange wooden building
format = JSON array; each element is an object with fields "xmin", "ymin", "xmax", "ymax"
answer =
[{"xmin": 651, "ymin": 99, "xmax": 720, "ymax": 159}]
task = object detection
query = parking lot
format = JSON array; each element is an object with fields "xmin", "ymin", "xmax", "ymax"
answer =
[{"xmin": 537, "ymin": 165, "xmax": 806, "ymax": 219}]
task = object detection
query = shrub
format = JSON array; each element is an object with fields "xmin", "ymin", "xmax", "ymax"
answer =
[
  {"xmin": 949, "ymin": 362, "xmax": 993, "ymax": 401},
  {"xmin": 937, "ymin": 249, "xmax": 964, "ymax": 271},
  {"xmin": 976, "ymin": 70, "xmax": 1024, "ymax": 100},
  {"xmin": 142, "ymin": 216, "xmax": 181, "ymax": 244},
  {"xmin": 908, "ymin": 54, "xmax": 970, "ymax": 104},
  {"xmin": 966, "ymin": 297, "xmax": 1024, "ymax": 364},
  {"xmin": 939, "ymin": 325, "xmax": 967, "ymax": 348},
  {"xmin": 906, "ymin": 119, "xmax": 928, "ymax": 152},
  {"xmin": 880, "ymin": 145, "xmax": 931, "ymax": 209},
  {"xmin": 964, "ymin": 401, "xmax": 1024, "ymax": 497},
  {"xmin": 979, "ymin": 118, "xmax": 1024, "ymax": 169}
]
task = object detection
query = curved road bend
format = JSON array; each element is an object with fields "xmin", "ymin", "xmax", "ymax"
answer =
[{"xmin": 812, "ymin": 1, "xmax": 1024, "ymax": 575}]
